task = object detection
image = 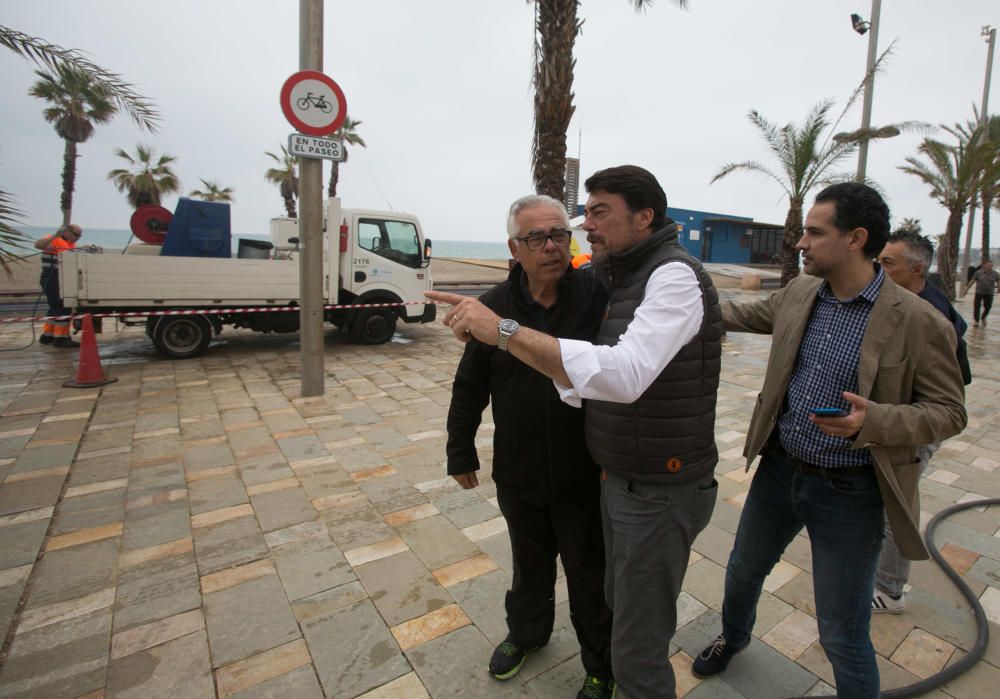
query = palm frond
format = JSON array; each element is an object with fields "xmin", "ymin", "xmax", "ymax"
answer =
[
  {"xmin": 630, "ymin": 1, "xmax": 690, "ymax": 11},
  {"xmin": 1, "ymin": 25, "xmax": 159, "ymax": 132},
  {"xmin": 824, "ymin": 40, "xmax": 897, "ymax": 148},
  {"xmin": 0, "ymin": 189, "xmax": 32, "ymax": 279},
  {"xmin": 712, "ymin": 160, "xmax": 792, "ymax": 198}
]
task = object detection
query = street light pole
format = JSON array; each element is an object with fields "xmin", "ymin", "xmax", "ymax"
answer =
[
  {"xmin": 299, "ymin": 0, "xmax": 325, "ymax": 396},
  {"xmin": 856, "ymin": 0, "xmax": 882, "ymax": 183},
  {"xmin": 960, "ymin": 25, "xmax": 996, "ymax": 275}
]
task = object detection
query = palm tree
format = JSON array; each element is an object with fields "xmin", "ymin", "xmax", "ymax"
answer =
[
  {"xmin": 712, "ymin": 102, "xmax": 859, "ymax": 286},
  {"xmin": 895, "ymin": 218, "xmax": 922, "ymax": 235},
  {"xmin": 0, "ymin": 191, "xmax": 29, "ymax": 278},
  {"xmin": 1, "ymin": 25, "xmax": 158, "ymax": 275},
  {"xmin": 190, "ymin": 179, "xmax": 235, "ymax": 202},
  {"xmin": 29, "ymin": 65, "xmax": 116, "ymax": 224},
  {"xmin": 326, "ymin": 116, "xmax": 366, "ymax": 198},
  {"xmin": 899, "ymin": 123, "xmax": 988, "ymax": 299},
  {"xmin": 530, "ymin": 1, "xmax": 688, "ymax": 201},
  {"xmin": 265, "ymin": 146, "xmax": 299, "ymax": 218},
  {"xmin": 107, "ymin": 144, "xmax": 181, "ymax": 209}
]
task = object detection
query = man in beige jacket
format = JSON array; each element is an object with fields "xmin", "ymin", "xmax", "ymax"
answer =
[{"xmin": 691, "ymin": 183, "xmax": 966, "ymax": 698}]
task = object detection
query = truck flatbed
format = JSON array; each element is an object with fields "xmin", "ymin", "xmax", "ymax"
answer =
[{"xmin": 61, "ymin": 254, "xmax": 311, "ymax": 308}]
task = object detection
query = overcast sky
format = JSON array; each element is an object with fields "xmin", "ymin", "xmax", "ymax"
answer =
[{"xmin": 2, "ymin": 0, "xmax": 998, "ymax": 245}]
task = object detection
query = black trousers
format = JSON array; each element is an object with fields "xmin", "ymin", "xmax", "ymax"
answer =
[
  {"xmin": 496, "ymin": 482, "xmax": 612, "ymax": 678},
  {"xmin": 973, "ymin": 293, "xmax": 994, "ymax": 322},
  {"xmin": 40, "ymin": 268, "xmax": 69, "ymax": 317}
]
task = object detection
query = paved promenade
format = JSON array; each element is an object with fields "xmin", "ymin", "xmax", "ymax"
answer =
[{"xmin": 0, "ymin": 293, "xmax": 998, "ymax": 698}]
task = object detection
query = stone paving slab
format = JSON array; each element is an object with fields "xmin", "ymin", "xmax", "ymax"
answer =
[{"xmin": 0, "ymin": 294, "xmax": 997, "ymax": 697}]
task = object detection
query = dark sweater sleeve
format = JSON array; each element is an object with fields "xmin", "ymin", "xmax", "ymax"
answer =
[{"xmin": 445, "ymin": 339, "xmax": 492, "ymax": 475}]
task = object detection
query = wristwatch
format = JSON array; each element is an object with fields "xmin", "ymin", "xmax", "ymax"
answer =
[{"xmin": 497, "ymin": 319, "xmax": 520, "ymax": 351}]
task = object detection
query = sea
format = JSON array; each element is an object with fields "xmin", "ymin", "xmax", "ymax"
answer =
[
  {"xmin": 19, "ymin": 225, "xmax": 544, "ymax": 260},
  {"xmin": 19, "ymin": 225, "xmax": 591, "ymax": 259}
]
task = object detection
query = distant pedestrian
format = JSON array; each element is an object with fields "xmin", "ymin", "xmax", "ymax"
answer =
[
  {"xmin": 962, "ymin": 259, "xmax": 1000, "ymax": 326},
  {"xmin": 34, "ymin": 224, "xmax": 82, "ymax": 348}
]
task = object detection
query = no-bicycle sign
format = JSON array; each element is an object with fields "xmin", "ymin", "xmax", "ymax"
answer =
[{"xmin": 280, "ymin": 70, "xmax": 347, "ymax": 136}]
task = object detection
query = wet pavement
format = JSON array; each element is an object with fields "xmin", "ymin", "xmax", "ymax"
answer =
[{"xmin": 0, "ymin": 292, "xmax": 998, "ymax": 698}]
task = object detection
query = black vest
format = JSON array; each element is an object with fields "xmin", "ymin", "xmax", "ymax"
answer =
[{"xmin": 586, "ymin": 224, "xmax": 722, "ymax": 484}]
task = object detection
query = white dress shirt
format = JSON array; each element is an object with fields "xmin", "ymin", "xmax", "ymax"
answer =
[{"xmin": 556, "ymin": 262, "xmax": 704, "ymax": 407}]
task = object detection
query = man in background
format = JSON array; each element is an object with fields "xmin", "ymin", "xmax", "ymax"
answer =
[
  {"xmin": 963, "ymin": 259, "xmax": 1000, "ymax": 326},
  {"xmin": 445, "ymin": 194, "xmax": 614, "ymax": 699},
  {"xmin": 873, "ymin": 230, "xmax": 971, "ymax": 613},
  {"xmin": 34, "ymin": 224, "xmax": 82, "ymax": 348}
]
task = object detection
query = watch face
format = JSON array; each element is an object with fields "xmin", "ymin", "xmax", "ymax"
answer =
[{"xmin": 499, "ymin": 319, "xmax": 519, "ymax": 333}]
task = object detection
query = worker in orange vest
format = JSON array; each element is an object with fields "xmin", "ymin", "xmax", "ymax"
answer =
[
  {"xmin": 34, "ymin": 224, "xmax": 82, "ymax": 347},
  {"xmin": 571, "ymin": 253, "xmax": 592, "ymax": 269}
]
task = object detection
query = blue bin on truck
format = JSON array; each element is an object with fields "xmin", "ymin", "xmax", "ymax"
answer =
[{"xmin": 160, "ymin": 198, "xmax": 231, "ymax": 258}]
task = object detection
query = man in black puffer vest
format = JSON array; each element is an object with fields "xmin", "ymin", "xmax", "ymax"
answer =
[{"xmin": 429, "ymin": 166, "xmax": 723, "ymax": 699}]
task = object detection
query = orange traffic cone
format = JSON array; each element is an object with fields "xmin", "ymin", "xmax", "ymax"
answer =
[{"xmin": 63, "ymin": 314, "xmax": 118, "ymax": 388}]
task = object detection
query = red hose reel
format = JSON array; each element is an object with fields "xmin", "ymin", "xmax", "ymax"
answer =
[{"xmin": 129, "ymin": 205, "xmax": 173, "ymax": 245}]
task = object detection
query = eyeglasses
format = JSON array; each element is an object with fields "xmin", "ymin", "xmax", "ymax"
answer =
[{"xmin": 514, "ymin": 228, "xmax": 572, "ymax": 251}]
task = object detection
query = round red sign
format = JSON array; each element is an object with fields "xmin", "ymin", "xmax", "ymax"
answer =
[{"xmin": 280, "ymin": 70, "xmax": 347, "ymax": 136}]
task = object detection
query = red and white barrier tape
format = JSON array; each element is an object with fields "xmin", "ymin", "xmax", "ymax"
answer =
[{"xmin": 0, "ymin": 300, "xmax": 441, "ymax": 325}]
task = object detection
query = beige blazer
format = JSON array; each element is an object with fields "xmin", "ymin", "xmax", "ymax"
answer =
[{"xmin": 724, "ymin": 275, "xmax": 967, "ymax": 560}]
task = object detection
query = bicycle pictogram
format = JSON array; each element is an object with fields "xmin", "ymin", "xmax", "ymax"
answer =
[{"xmin": 295, "ymin": 92, "xmax": 333, "ymax": 114}]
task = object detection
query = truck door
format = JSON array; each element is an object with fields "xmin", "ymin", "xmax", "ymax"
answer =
[{"xmin": 348, "ymin": 217, "xmax": 429, "ymax": 320}]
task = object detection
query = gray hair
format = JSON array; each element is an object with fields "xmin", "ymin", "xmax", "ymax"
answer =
[
  {"xmin": 886, "ymin": 230, "xmax": 933, "ymax": 277},
  {"xmin": 505, "ymin": 195, "xmax": 569, "ymax": 239}
]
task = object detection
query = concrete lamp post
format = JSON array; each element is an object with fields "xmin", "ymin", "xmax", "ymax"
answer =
[{"xmin": 852, "ymin": 1, "xmax": 882, "ymax": 183}]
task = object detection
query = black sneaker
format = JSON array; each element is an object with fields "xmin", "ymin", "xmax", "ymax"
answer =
[
  {"xmin": 53, "ymin": 337, "xmax": 80, "ymax": 348},
  {"xmin": 38, "ymin": 335, "xmax": 54, "ymax": 345},
  {"xmin": 691, "ymin": 634, "xmax": 749, "ymax": 678},
  {"xmin": 488, "ymin": 638, "xmax": 539, "ymax": 680},
  {"xmin": 577, "ymin": 674, "xmax": 616, "ymax": 699}
]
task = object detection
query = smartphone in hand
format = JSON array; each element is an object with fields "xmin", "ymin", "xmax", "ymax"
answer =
[{"xmin": 809, "ymin": 407, "xmax": 848, "ymax": 417}]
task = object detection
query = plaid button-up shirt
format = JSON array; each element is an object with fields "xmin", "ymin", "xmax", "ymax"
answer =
[{"xmin": 778, "ymin": 266, "xmax": 885, "ymax": 468}]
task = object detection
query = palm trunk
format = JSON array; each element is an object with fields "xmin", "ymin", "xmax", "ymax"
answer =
[
  {"xmin": 939, "ymin": 206, "xmax": 964, "ymax": 300},
  {"xmin": 532, "ymin": 0, "xmax": 578, "ymax": 201},
  {"xmin": 60, "ymin": 140, "xmax": 77, "ymax": 225},
  {"xmin": 328, "ymin": 160, "xmax": 339, "ymax": 198},
  {"xmin": 981, "ymin": 192, "xmax": 993, "ymax": 264},
  {"xmin": 780, "ymin": 199, "xmax": 803, "ymax": 287},
  {"xmin": 284, "ymin": 196, "xmax": 297, "ymax": 219}
]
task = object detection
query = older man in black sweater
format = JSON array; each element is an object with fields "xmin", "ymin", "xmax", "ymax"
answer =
[{"xmin": 445, "ymin": 194, "xmax": 613, "ymax": 699}]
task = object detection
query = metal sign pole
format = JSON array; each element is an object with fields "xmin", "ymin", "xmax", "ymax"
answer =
[{"xmin": 299, "ymin": 0, "xmax": 325, "ymax": 396}]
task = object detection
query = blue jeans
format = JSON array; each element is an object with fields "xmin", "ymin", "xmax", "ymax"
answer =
[{"xmin": 721, "ymin": 446, "xmax": 884, "ymax": 699}]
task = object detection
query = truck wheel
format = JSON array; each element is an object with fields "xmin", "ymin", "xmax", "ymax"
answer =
[
  {"xmin": 350, "ymin": 308, "xmax": 396, "ymax": 344},
  {"xmin": 152, "ymin": 316, "xmax": 212, "ymax": 359}
]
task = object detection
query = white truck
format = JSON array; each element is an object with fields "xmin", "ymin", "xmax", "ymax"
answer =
[{"xmin": 59, "ymin": 197, "xmax": 436, "ymax": 358}]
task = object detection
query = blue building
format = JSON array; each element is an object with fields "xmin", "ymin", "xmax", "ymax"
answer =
[{"xmin": 576, "ymin": 204, "xmax": 783, "ymax": 265}]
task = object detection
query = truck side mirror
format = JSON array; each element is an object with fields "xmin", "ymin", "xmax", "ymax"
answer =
[{"xmin": 423, "ymin": 238, "xmax": 432, "ymax": 262}]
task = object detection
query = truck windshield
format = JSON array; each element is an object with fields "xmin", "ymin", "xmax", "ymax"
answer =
[{"xmin": 358, "ymin": 219, "xmax": 421, "ymax": 268}]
